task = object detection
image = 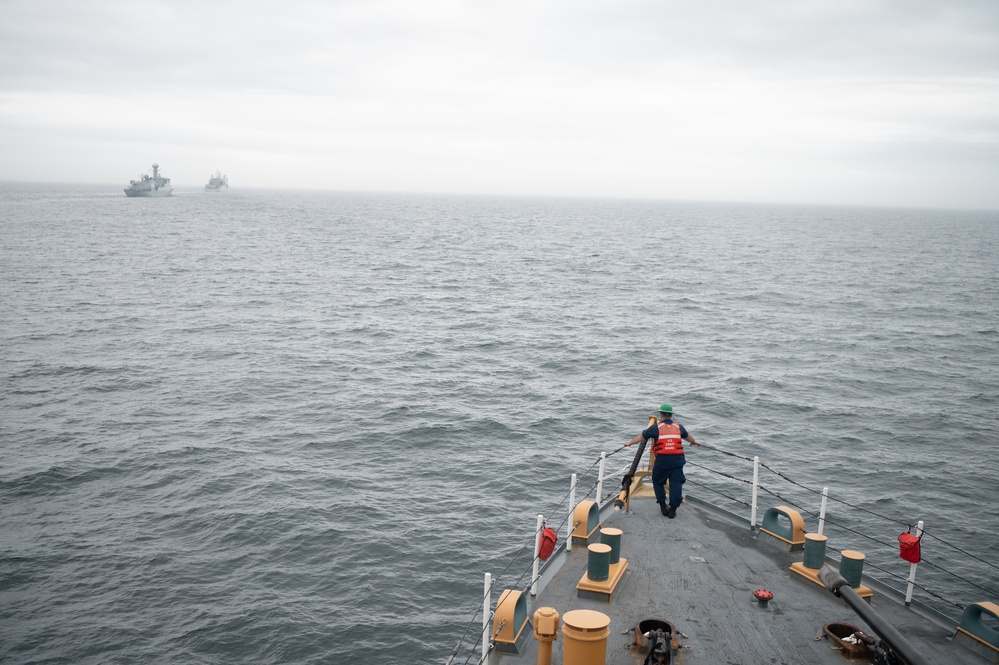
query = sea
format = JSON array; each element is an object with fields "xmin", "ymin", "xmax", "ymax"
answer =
[{"xmin": 1, "ymin": 183, "xmax": 997, "ymax": 665}]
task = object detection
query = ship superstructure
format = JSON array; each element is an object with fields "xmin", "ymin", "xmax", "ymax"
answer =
[
  {"xmin": 205, "ymin": 171, "xmax": 228, "ymax": 191},
  {"xmin": 124, "ymin": 163, "xmax": 173, "ymax": 197}
]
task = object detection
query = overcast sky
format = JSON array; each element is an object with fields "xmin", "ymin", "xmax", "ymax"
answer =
[{"xmin": 1, "ymin": 1, "xmax": 997, "ymax": 208}]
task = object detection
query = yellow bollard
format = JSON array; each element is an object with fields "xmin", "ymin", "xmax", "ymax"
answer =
[
  {"xmin": 562, "ymin": 609, "xmax": 610, "ymax": 665},
  {"xmin": 533, "ymin": 607, "xmax": 559, "ymax": 665}
]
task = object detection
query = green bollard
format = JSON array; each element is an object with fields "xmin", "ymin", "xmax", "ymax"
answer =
[
  {"xmin": 839, "ymin": 550, "xmax": 865, "ymax": 588},
  {"xmin": 803, "ymin": 533, "xmax": 828, "ymax": 570},
  {"xmin": 587, "ymin": 544, "xmax": 611, "ymax": 582},
  {"xmin": 600, "ymin": 528, "xmax": 622, "ymax": 565}
]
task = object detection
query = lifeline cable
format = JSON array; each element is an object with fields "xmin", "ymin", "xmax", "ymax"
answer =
[
  {"xmin": 460, "ymin": 471, "xmax": 616, "ymax": 664},
  {"xmin": 450, "ymin": 576, "xmax": 497, "ymax": 665},
  {"xmin": 574, "ymin": 446, "xmax": 622, "ymax": 484},
  {"xmin": 453, "ymin": 444, "xmax": 994, "ymax": 662},
  {"xmin": 765, "ymin": 490, "xmax": 999, "ymax": 599},
  {"xmin": 708, "ymin": 446, "xmax": 999, "ymax": 573},
  {"xmin": 728, "ymin": 476, "xmax": 906, "ymax": 552},
  {"xmin": 684, "ymin": 478, "xmax": 752, "ymax": 508},
  {"xmin": 918, "ymin": 531, "xmax": 999, "ymax": 572},
  {"xmin": 460, "ymin": 617, "xmax": 495, "ymax": 665},
  {"xmin": 685, "ymin": 460, "xmax": 753, "ymax": 484},
  {"xmin": 914, "ymin": 556, "xmax": 998, "ymax": 599},
  {"xmin": 688, "ymin": 458, "xmax": 997, "ymax": 599},
  {"xmin": 698, "ymin": 443, "xmax": 914, "ymax": 528},
  {"xmin": 489, "ymin": 522, "xmax": 545, "ymax": 587},
  {"xmin": 821, "ymin": 544, "xmax": 970, "ymax": 610},
  {"xmin": 820, "ymin": 521, "xmax": 998, "ymax": 600},
  {"xmin": 496, "ymin": 490, "xmax": 593, "ymax": 595},
  {"xmin": 451, "ymin": 521, "xmax": 557, "ymax": 665}
]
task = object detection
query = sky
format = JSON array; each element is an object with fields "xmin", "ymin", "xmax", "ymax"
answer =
[{"xmin": 1, "ymin": 0, "xmax": 998, "ymax": 209}]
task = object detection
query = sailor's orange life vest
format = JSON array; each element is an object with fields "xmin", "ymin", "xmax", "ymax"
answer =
[{"xmin": 653, "ymin": 422, "xmax": 684, "ymax": 455}]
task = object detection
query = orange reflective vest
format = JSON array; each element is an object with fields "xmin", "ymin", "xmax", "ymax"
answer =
[{"xmin": 653, "ymin": 421, "xmax": 684, "ymax": 455}]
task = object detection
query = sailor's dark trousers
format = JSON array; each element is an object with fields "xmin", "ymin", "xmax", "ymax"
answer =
[{"xmin": 652, "ymin": 453, "xmax": 686, "ymax": 509}]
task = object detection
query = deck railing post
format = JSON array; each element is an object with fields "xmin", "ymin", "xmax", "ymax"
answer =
[
  {"xmin": 750, "ymin": 456, "xmax": 760, "ymax": 529},
  {"xmin": 818, "ymin": 487, "xmax": 829, "ymax": 535},
  {"xmin": 597, "ymin": 452, "xmax": 606, "ymax": 505},
  {"xmin": 531, "ymin": 514, "xmax": 544, "ymax": 596},
  {"xmin": 567, "ymin": 473, "xmax": 577, "ymax": 552},
  {"xmin": 905, "ymin": 520, "xmax": 924, "ymax": 606},
  {"xmin": 482, "ymin": 572, "xmax": 492, "ymax": 662}
]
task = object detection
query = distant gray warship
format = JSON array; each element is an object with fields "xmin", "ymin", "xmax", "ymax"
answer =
[
  {"xmin": 205, "ymin": 170, "xmax": 228, "ymax": 191},
  {"xmin": 124, "ymin": 163, "xmax": 173, "ymax": 197}
]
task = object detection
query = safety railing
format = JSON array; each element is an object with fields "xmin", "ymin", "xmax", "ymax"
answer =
[
  {"xmin": 684, "ymin": 444, "xmax": 999, "ymax": 619},
  {"xmin": 444, "ymin": 443, "xmax": 998, "ymax": 665}
]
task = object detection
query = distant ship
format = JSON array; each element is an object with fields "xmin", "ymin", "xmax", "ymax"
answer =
[
  {"xmin": 124, "ymin": 163, "xmax": 173, "ymax": 197},
  {"xmin": 205, "ymin": 171, "xmax": 229, "ymax": 191}
]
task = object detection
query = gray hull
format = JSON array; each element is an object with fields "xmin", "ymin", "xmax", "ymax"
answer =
[{"xmin": 124, "ymin": 187, "xmax": 173, "ymax": 197}]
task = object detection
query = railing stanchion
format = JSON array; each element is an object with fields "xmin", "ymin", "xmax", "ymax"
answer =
[
  {"xmin": 597, "ymin": 452, "xmax": 606, "ymax": 504},
  {"xmin": 905, "ymin": 520, "xmax": 924, "ymax": 606},
  {"xmin": 818, "ymin": 487, "xmax": 829, "ymax": 535},
  {"xmin": 531, "ymin": 514, "xmax": 543, "ymax": 596},
  {"xmin": 750, "ymin": 456, "xmax": 760, "ymax": 529},
  {"xmin": 567, "ymin": 474, "xmax": 577, "ymax": 552},
  {"xmin": 482, "ymin": 572, "xmax": 492, "ymax": 662}
]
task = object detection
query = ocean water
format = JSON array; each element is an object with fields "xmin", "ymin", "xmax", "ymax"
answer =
[{"xmin": 1, "ymin": 184, "xmax": 997, "ymax": 664}]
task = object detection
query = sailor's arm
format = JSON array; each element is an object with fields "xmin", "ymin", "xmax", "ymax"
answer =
[{"xmin": 625, "ymin": 424, "xmax": 659, "ymax": 447}]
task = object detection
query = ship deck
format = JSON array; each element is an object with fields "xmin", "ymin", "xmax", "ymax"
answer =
[{"xmin": 491, "ymin": 493, "xmax": 972, "ymax": 664}]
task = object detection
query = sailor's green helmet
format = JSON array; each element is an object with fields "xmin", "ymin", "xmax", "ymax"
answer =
[{"xmin": 658, "ymin": 403, "xmax": 673, "ymax": 415}]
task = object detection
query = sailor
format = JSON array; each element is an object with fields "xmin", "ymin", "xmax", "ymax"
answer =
[{"xmin": 624, "ymin": 403, "xmax": 701, "ymax": 518}]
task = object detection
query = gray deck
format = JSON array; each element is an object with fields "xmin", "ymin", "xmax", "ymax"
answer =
[{"xmin": 492, "ymin": 494, "xmax": 973, "ymax": 664}]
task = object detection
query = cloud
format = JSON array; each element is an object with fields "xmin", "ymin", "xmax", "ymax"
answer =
[{"xmin": 1, "ymin": 0, "xmax": 997, "ymax": 208}]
